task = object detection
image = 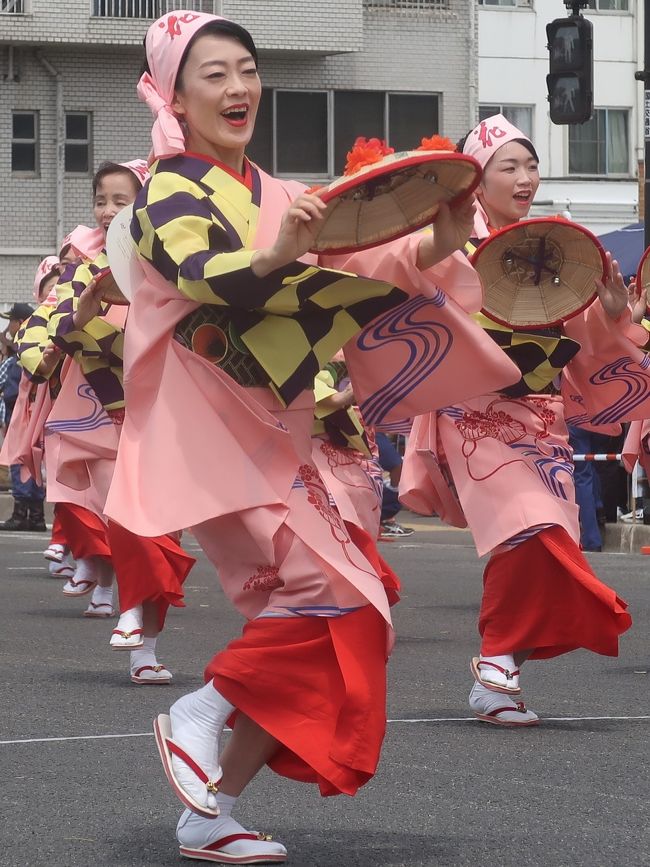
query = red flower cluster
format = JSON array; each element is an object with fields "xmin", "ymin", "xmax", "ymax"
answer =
[
  {"xmin": 416, "ymin": 134, "xmax": 457, "ymax": 152},
  {"xmin": 344, "ymin": 137, "xmax": 395, "ymax": 176}
]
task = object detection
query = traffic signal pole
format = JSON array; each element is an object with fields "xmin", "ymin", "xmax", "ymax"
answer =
[{"xmin": 636, "ymin": 0, "xmax": 650, "ymax": 248}]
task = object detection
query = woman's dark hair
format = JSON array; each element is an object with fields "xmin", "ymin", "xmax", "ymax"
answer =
[
  {"xmin": 92, "ymin": 161, "xmax": 141, "ymax": 197},
  {"xmin": 140, "ymin": 20, "xmax": 258, "ymax": 90},
  {"xmin": 455, "ymin": 130, "xmax": 539, "ymax": 165}
]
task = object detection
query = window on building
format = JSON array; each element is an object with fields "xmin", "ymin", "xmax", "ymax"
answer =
[
  {"xmin": 568, "ymin": 109, "xmax": 629, "ymax": 175},
  {"xmin": 11, "ymin": 111, "xmax": 38, "ymax": 174},
  {"xmin": 479, "ymin": 104, "xmax": 533, "ymax": 139},
  {"xmin": 334, "ymin": 91, "xmax": 385, "ymax": 176},
  {"xmin": 478, "ymin": 0, "xmax": 532, "ymax": 7},
  {"xmin": 65, "ymin": 112, "xmax": 92, "ymax": 174},
  {"xmin": 1, "ymin": 0, "xmax": 26, "ymax": 13},
  {"xmin": 247, "ymin": 89, "xmax": 274, "ymax": 173},
  {"xmin": 91, "ymin": 0, "xmax": 159, "ymax": 16},
  {"xmin": 364, "ymin": 1, "xmax": 450, "ymax": 10},
  {"xmin": 585, "ymin": 0, "xmax": 628, "ymax": 10},
  {"xmin": 249, "ymin": 89, "xmax": 440, "ymax": 177},
  {"xmin": 276, "ymin": 91, "xmax": 329, "ymax": 176},
  {"xmin": 389, "ymin": 93, "xmax": 439, "ymax": 152}
]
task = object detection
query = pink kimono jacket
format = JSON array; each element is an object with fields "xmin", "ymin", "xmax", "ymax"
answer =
[{"xmin": 402, "ymin": 219, "xmax": 650, "ymax": 556}]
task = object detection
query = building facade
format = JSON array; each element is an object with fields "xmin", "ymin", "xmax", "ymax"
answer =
[
  {"xmin": 0, "ymin": 0, "xmax": 478, "ymax": 307},
  {"xmin": 478, "ymin": 0, "xmax": 642, "ymax": 232}
]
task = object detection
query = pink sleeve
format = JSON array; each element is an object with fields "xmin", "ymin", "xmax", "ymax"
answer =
[
  {"xmin": 562, "ymin": 300, "xmax": 650, "ymax": 426},
  {"xmin": 321, "ymin": 234, "xmax": 483, "ymax": 314},
  {"xmin": 399, "ymin": 413, "xmax": 467, "ymax": 527}
]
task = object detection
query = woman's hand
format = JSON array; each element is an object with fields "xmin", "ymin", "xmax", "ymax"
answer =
[
  {"xmin": 596, "ymin": 252, "xmax": 629, "ymax": 321},
  {"xmin": 318, "ymin": 383, "xmax": 355, "ymax": 412},
  {"xmin": 416, "ymin": 197, "xmax": 476, "ymax": 271},
  {"xmin": 627, "ymin": 278, "xmax": 648, "ymax": 324},
  {"xmin": 73, "ymin": 277, "xmax": 104, "ymax": 329},
  {"xmin": 252, "ymin": 192, "xmax": 327, "ymax": 278},
  {"xmin": 36, "ymin": 344, "xmax": 62, "ymax": 377}
]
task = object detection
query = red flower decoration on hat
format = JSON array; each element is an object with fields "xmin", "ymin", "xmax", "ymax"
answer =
[
  {"xmin": 344, "ymin": 137, "xmax": 394, "ymax": 176},
  {"xmin": 416, "ymin": 134, "xmax": 456, "ymax": 152}
]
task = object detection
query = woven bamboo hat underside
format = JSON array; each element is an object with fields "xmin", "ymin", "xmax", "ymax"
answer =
[
  {"xmin": 473, "ymin": 218, "xmax": 605, "ymax": 328},
  {"xmin": 311, "ymin": 151, "xmax": 481, "ymax": 254}
]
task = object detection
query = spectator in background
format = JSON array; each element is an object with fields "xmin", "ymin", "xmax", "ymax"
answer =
[
  {"xmin": 0, "ymin": 302, "xmax": 44, "ymax": 531},
  {"xmin": 375, "ymin": 431, "xmax": 415, "ymax": 539},
  {"xmin": 567, "ymin": 424, "xmax": 603, "ymax": 552}
]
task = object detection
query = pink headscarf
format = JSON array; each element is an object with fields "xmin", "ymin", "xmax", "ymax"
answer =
[
  {"xmin": 121, "ymin": 158, "xmax": 151, "ymax": 186},
  {"xmin": 463, "ymin": 113, "xmax": 536, "ymax": 239},
  {"xmin": 462, "ymin": 113, "xmax": 534, "ymax": 171},
  {"xmin": 33, "ymin": 256, "xmax": 61, "ymax": 304},
  {"xmin": 137, "ymin": 11, "xmax": 226, "ymax": 162}
]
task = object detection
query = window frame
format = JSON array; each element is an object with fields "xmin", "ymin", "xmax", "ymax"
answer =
[
  {"xmin": 363, "ymin": 0, "xmax": 451, "ymax": 10},
  {"xmin": 11, "ymin": 110, "xmax": 39, "ymax": 177},
  {"xmin": 272, "ymin": 89, "xmax": 332, "ymax": 179},
  {"xmin": 64, "ymin": 111, "xmax": 93, "ymax": 177},
  {"xmin": 567, "ymin": 107, "xmax": 631, "ymax": 177},
  {"xmin": 478, "ymin": 0, "xmax": 533, "ymax": 9},
  {"xmin": 0, "ymin": 0, "xmax": 29, "ymax": 14},
  {"xmin": 478, "ymin": 103, "xmax": 534, "ymax": 140},
  {"xmin": 260, "ymin": 88, "xmax": 440, "ymax": 180},
  {"xmin": 584, "ymin": 0, "xmax": 630, "ymax": 13},
  {"xmin": 90, "ymin": 0, "xmax": 159, "ymax": 17}
]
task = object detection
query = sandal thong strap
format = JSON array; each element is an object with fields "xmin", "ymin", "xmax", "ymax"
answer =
[
  {"xmin": 478, "ymin": 661, "xmax": 519, "ymax": 679},
  {"xmin": 70, "ymin": 578, "xmax": 95, "ymax": 590},
  {"xmin": 488, "ymin": 701, "xmax": 529, "ymax": 717},
  {"xmin": 204, "ymin": 833, "xmax": 273, "ymax": 852},
  {"xmin": 112, "ymin": 627, "xmax": 144, "ymax": 639},
  {"xmin": 88, "ymin": 602, "xmax": 113, "ymax": 611},
  {"xmin": 167, "ymin": 738, "xmax": 221, "ymax": 794},
  {"xmin": 133, "ymin": 665, "xmax": 169, "ymax": 677}
]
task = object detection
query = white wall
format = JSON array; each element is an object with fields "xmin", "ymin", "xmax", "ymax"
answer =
[{"xmin": 478, "ymin": 0, "xmax": 642, "ymax": 231}]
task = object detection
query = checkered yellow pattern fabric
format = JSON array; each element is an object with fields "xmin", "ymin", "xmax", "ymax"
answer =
[
  {"xmin": 132, "ymin": 154, "xmax": 407, "ymax": 406},
  {"xmin": 472, "ymin": 311, "xmax": 580, "ymax": 396},
  {"xmin": 49, "ymin": 252, "xmax": 125, "ymax": 410},
  {"xmin": 313, "ymin": 364, "xmax": 370, "ymax": 455},
  {"xmin": 15, "ymin": 303, "xmax": 57, "ymax": 378}
]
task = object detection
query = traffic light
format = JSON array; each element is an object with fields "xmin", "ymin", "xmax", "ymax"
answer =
[{"xmin": 546, "ymin": 15, "xmax": 593, "ymax": 125}]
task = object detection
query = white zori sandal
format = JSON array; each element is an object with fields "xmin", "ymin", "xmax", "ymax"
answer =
[
  {"xmin": 469, "ymin": 682, "xmax": 539, "ymax": 728},
  {"xmin": 131, "ymin": 664, "xmax": 172, "ymax": 685},
  {"xmin": 470, "ymin": 656, "xmax": 521, "ymax": 695},
  {"xmin": 110, "ymin": 605, "xmax": 144, "ymax": 650},
  {"xmin": 177, "ymin": 810, "xmax": 288, "ymax": 865},
  {"xmin": 154, "ymin": 714, "xmax": 223, "ymax": 820}
]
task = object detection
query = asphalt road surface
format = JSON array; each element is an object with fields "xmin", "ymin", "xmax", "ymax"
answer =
[{"xmin": 1, "ymin": 519, "xmax": 648, "ymax": 867}]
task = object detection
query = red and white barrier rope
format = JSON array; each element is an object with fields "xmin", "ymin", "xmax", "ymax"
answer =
[{"xmin": 573, "ymin": 454, "xmax": 622, "ymax": 462}]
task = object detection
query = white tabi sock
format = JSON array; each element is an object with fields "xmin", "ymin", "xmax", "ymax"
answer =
[
  {"xmin": 130, "ymin": 636, "xmax": 158, "ymax": 672},
  {"xmin": 115, "ymin": 605, "xmax": 143, "ymax": 634},
  {"xmin": 90, "ymin": 584, "xmax": 113, "ymax": 607},
  {"xmin": 478, "ymin": 653, "xmax": 519, "ymax": 689},
  {"xmin": 169, "ymin": 683, "xmax": 234, "ymax": 811}
]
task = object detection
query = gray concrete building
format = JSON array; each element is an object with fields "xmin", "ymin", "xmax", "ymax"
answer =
[{"xmin": 0, "ymin": 0, "xmax": 477, "ymax": 307}]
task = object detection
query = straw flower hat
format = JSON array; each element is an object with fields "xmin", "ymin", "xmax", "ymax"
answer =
[
  {"xmin": 310, "ymin": 135, "xmax": 481, "ymax": 254},
  {"xmin": 472, "ymin": 217, "xmax": 606, "ymax": 328}
]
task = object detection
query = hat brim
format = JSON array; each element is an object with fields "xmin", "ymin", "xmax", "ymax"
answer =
[
  {"xmin": 472, "ymin": 217, "xmax": 606, "ymax": 329},
  {"xmin": 636, "ymin": 244, "xmax": 650, "ymax": 293},
  {"xmin": 310, "ymin": 151, "xmax": 481, "ymax": 255}
]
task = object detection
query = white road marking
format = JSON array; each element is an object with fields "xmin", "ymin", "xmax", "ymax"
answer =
[{"xmin": 2, "ymin": 715, "xmax": 650, "ymax": 745}]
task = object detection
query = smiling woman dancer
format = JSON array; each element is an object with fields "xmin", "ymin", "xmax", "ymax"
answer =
[
  {"xmin": 402, "ymin": 114, "xmax": 643, "ymax": 726},
  {"xmin": 99, "ymin": 10, "xmax": 519, "ymax": 863},
  {"xmin": 49, "ymin": 159, "xmax": 196, "ymax": 681}
]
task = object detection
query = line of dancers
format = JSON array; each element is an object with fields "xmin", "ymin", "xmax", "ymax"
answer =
[{"xmin": 2, "ymin": 9, "xmax": 650, "ymax": 864}]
